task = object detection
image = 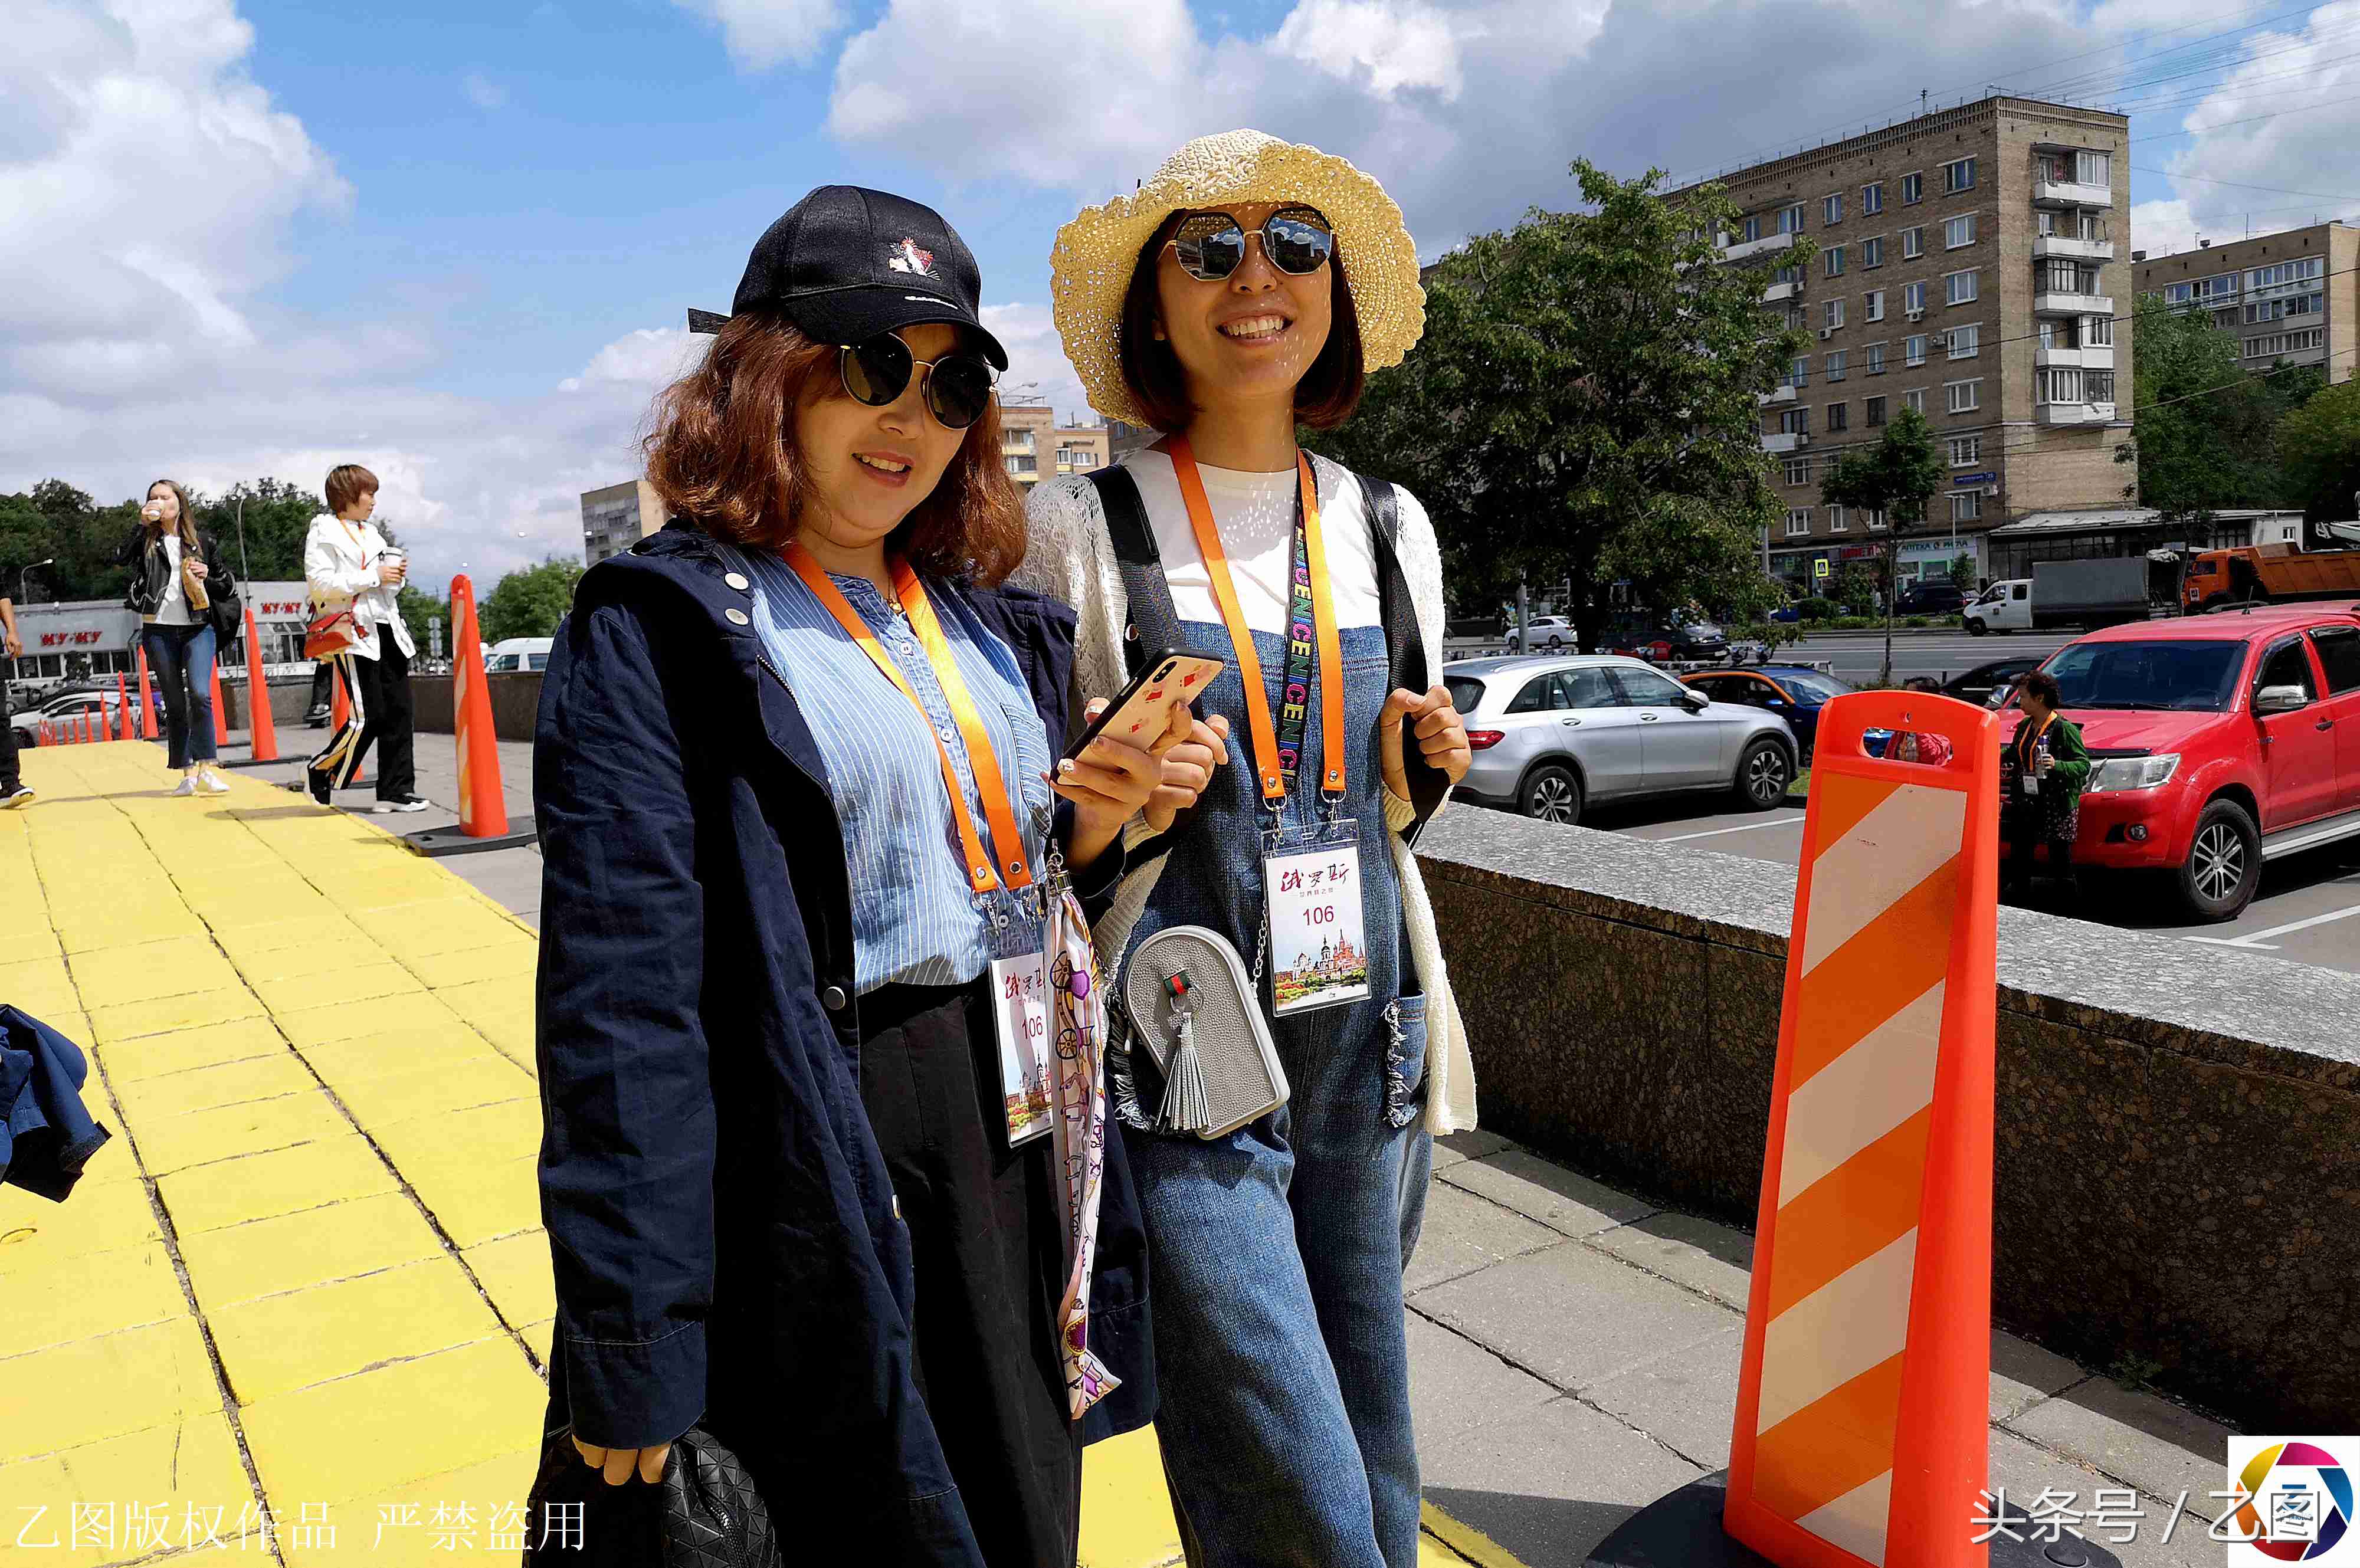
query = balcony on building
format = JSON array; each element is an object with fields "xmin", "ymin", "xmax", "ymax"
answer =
[
  {"xmin": 2033, "ymin": 176, "xmax": 2112, "ymax": 208},
  {"xmin": 2036, "ymin": 401, "xmax": 2118, "ymax": 427},
  {"xmin": 2246, "ymin": 343, "xmax": 2328, "ymax": 368},
  {"xmin": 2034, "ymin": 343, "xmax": 2115, "ymax": 371},
  {"xmin": 1761, "ymin": 280, "xmax": 1799, "ymax": 304},
  {"xmin": 2033, "ymin": 290, "xmax": 2112, "ymax": 317},
  {"xmin": 1760, "ymin": 431, "xmax": 1809, "ymax": 454},
  {"xmin": 1720, "ymin": 231, "xmax": 1796, "ymax": 264},
  {"xmin": 1758, "ymin": 383, "xmax": 1797, "ymax": 406},
  {"xmin": 2033, "ymin": 231, "xmax": 2115, "ymax": 263}
]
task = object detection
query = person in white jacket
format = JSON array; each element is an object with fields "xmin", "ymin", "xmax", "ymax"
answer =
[{"xmin": 304, "ymin": 464, "xmax": 425, "ymax": 811}]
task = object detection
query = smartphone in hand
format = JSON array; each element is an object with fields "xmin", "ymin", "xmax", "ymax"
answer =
[{"xmin": 1062, "ymin": 649, "xmax": 1227, "ymax": 763}]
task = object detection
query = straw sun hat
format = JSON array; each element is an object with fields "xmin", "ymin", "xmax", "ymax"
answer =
[{"xmin": 1050, "ymin": 129, "xmax": 1426, "ymax": 428}]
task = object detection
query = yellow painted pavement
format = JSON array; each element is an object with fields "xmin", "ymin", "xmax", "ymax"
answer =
[{"xmin": 0, "ymin": 743, "xmax": 1489, "ymax": 1568}]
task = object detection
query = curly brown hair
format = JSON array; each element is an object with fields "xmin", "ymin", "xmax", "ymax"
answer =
[{"xmin": 643, "ymin": 312, "xmax": 1026, "ymax": 584}]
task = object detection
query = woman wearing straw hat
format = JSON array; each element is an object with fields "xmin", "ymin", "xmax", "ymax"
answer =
[{"xmin": 1018, "ymin": 130, "xmax": 1477, "ymax": 1567}]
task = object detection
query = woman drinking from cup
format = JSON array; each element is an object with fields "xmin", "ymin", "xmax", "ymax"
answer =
[
  {"xmin": 302, "ymin": 464, "xmax": 427, "ymax": 811},
  {"xmin": 120, "ymin": 480, "xmax": 236, "ymax": 795}
]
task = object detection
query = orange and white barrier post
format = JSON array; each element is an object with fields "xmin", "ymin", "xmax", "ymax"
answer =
[
  {"xmin": 242, "ymin": 607, "xmax": 279, "ymax": 762},
  {"xmin": 208, "ymin": 657, "xmax": 228, "ymax": 755},
  {"xmin": 449, "ymin": 576, "xmax": 507, "ymax": 838},
  {"xmin": 136, "ymin": 646, "xmax": 160, "ymax": 739},
  {"xmin": 1586, "ymin": 692, "xmax": 2115, "ymax": 1568},
  {"xmin": 116, "ymin": 673, "xmax": 133, "ymax": 740}
]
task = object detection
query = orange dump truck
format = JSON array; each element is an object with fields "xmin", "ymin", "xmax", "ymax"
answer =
[{"xmin": 2181, "ymin": 541, "xmax": 2360, "ymax": 611}]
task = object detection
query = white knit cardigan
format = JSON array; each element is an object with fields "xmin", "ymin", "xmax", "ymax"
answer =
[{"xmin": 1017, "ymin": 455, "xmax": 1478, "ymax": 1135}]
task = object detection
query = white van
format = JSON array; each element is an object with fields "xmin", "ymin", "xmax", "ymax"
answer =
[
  {"xmin": 1963, "ymin": 580, "xmax": 2031, "ymax": 634},
  {"xmin": 484, "ymin": 637, "xmax": 555, "ymax": 673}
]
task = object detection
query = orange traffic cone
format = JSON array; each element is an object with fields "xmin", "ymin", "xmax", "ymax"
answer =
[
  {"xmin": 449, "ymin": 576, "xmax": 508, "ymax": 837},
  {"xmin": 208, "ymin": 658, "xmax": 227, "ymax": 750},
  {"xmin": 136, "ymin": 645, "xmax": 160, "ymax": 739},
  {"xmin": 242, "ymin": 606, "xmax": 279, "ymax": 762},
  {"xmin": 330, "ymin": 665, "xmax": 363, "ymax": 785},
  {"xmin": 117, "ymin": 673, "xmax": 133, "ymax": 740},
  {"xmin": 38, "ymin": 717, "xmax": 52, "ymax": 746}
]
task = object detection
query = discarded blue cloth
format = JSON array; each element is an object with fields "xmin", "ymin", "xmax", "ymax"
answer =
[{"xmin": 1, "ymin": 1005, "xmax": 113, "ymax": 1200}]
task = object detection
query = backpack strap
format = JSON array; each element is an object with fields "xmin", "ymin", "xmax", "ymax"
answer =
[
  {"xmin": 1083, "ymin": 467, "xmax": 1180, "ymax": 681},
  {"xmin": 1351, "ymin": 468, "xmax": 1449, "ymax": 841}
]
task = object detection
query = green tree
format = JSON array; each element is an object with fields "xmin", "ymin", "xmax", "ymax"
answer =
[
  {"xmin": 396, "ymin": 585, "xmax": 453, "ymax": 661},
  {"xmin": 1818, "ymin": 405, "xmax": 1943, "ymax": 682},
  {"xmin": 478, "ymin": 560, "xmax": 583, "ymax": 645},
  {"xmin": 2113, "ymin": 295, "xmax": 2317, "ymax": 517},
  {"xmin": 1947, "ymin": 552, "xmax": 1976, "ymax": 591},
  {"xmin": 193, "ymin": 478, "xmax": 327, "ymax": 584},
  {"xmin": 1306, "ymin": 159, "xmax": 1807, "ymax": 652},
  {"xmin": 2276, "ymin": 377, "xmax": 2360, "ymax": 523}
]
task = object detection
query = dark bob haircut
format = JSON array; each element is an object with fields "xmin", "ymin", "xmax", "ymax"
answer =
[
  {"xmin": 1116, "ymin": 209, "xmax": 1366, "ymax": 435},
  {"xmin": 2018, "ymin": 670, "xmax": 2063, "ymax": 708},
  {"xmin": 642, "ymin": 311, "xmax": 1026, "ymax": 585}
]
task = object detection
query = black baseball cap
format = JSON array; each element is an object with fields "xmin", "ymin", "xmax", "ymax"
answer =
[{"xmin": 688, "ymin": 185, "xmax": 1008, "ymax": 370}]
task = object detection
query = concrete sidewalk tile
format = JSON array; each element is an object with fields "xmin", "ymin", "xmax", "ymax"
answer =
[
  {"xmin": 178, "ymin": 1191, "xmax": 445, "ymax": 1308},
  {"xmin": 328, "ymin": 1052, "xmax": 534, "ymax": 1128},
  {"xmin": 0, "ymin": 927, "xmax": 64, "ymax": 964},
  {"xmin": 90, "ymin": 986, "xmax": 265, "ymax": 1045},
  {"xmin": 521, "ymin": 1317, "xmax": 553, "ymax": 1364},
  {"xmin": 278, "ymin": 993, "xmax": 468, "ymax": 1050},
  {"xmin": 437, "ymin": 974, "xmax": 534, "ymax": 1024},
  {"xmin": 240, "ymin": 1337, "xmax": 546, "ymax": 1505},
  {"xmin": 0, "ymin": 953, "xmax": 73, "ymax": 995},
  {"xmin": 2, "ymin": 1412, "xmax": 255, "ymax": 1561},
  {"xmin": 212, "ymin": 914, "xmax": 369, "ymax": 961},
  {"xmin": 351, "ymin": 901, "xmax": 531, "ymax": 960},
  {"xmin": 228, "ymin": 937, "xmax": 398, "ymax": 987},
  {"xmin": 1421, "ymin": 1396, "xmax": 1704, "ymax": 1567},
  {"xmin": 1, "ymin": 1241, "xmax": 188, "ymax": 1354},
  {"xmin": 459, "ymin": 1231, "xmax": 555, "ymax": 1329},
  {"xmin": 1438, "ymin": 1149, "xmax": 1659, "ymax": 1240},
  {"xmin": 2004, "ymin": 1377, "xmax": 2235, "ymax": 1508},
  {"xmin": 1583, "ymin": 1324, "xmax": 1748, "ymax": 1471},
  {"xmin": 57, "ymin": 907, "xmax": 206, "ymax": 954},
  {"xmin": 1585, "ymin": 1212, "xmax": 1757, "ymax": 1310},
  {"xmin": 277, "ymin": 1447, "xmax": 543, "ymax": 1568},
  {"xmin": 335, "ymin": 871, "xmax": 480, "ymax": 913},
  {"xmin": 96, "ymin": 1016, "xmax": 286, "ymax": 1084},
  {"xmin": 3, "ymin": 976, "xmax": 79, "ymax": 1015},
  {"xmin": 463, "ymin": 1008, "xmax": 536, "ymax": 1067},
  {"xmin": 0, "ymin": 1317, "xmax": 222, "ymax": 1463},
  {"xmin": 68, "ymin": 935, "xmax": 239, "ymax": 999},
  {"xmin": 0, "ymin": 1176, "xmax": 163, "ymax": 1266},
  {"xmin": 1407, "ymin": 1311, "xmax": 1562, "ymax": 1452},
  {"xmin": 406, "ymin": 1156, "xmax": 541, "ymax": 1249},
  {"xmin": 251, "ymin": 961, "xmax": 423, "ymax": 1015},
  {"xmin": 408, "ymin": 942, "xmax": 537, "ymax": 990},
  {"xmin": 116, "ymin": 1052, "xmax": 318, "ymax": 1123},
  {"xmin": 212, "ymin": 1257, "xmax": 509, "ymax": 1405},
  {"xmin": 158, "ymin": 1136, "xmax": 400, "ymax": 1234},
  {"xmin": 299, "ymin": 1024, "xmax": 504, "ymax": 1085},
  {"xmin": 132, "ymin": 1086, "xmax": 350, "ymax": 1176},
  {"xmin": 1991, "ymin": 1328, "xmax": 2089, "ymax": 1423},
  {"xmin": 375, "ymin": 1098, "xmax": 543, "ymax": 1172},
  {"xmin": 1988, "ymin": 1428, "xmax": 2215, "ymax": 1568},
  {"xmin": 1078, "ymin": 1425, "xmax": 1181, "ymax": 1568},
  {"xmin": 1415, "ymin": 1243, "xmax": 1738, "ymax": 1394},
  {"xmin": 1406, "ymin": 1182, "xmax": 1564, "ymax": 1295}
]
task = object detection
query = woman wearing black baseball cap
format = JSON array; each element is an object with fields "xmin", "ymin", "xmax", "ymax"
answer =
[{"xmin": 532, "ymin": 187, "xmax": 1218, "ymax": 1565}]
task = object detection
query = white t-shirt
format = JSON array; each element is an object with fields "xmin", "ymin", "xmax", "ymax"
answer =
[
  {"xmin": 152, "ymin": 534, "xmax": 194, "ymax": 626},
  {"xmin": 1123, "ymin": 450, "xmax": 1384, "ymax": 634}
]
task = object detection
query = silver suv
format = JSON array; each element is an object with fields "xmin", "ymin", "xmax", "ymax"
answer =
[{"xmin": 1446, "ymin": 655, "xmax": 1797, "ymax": 825}]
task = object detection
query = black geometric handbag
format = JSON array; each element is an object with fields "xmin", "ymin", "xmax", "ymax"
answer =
[{"xmin": 520, "ymin": 1426, "xmax": 779, "ymax": 1568}]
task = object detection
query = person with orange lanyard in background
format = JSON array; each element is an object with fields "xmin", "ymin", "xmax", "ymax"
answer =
[
  {"xmin": 533, "ymin": 188, "xmax": 1221, "ymax": 1567},
  {"xmin": 1019, "ymin": 132, "xmax": 1477, "ymax": 1568},
  {"xmin": 2001, "ymin": 668, "xmax": 2089, "ymax": 904}
]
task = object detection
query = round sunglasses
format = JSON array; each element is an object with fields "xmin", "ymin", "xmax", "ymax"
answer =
[
  {"xmin": 838, "ymin": 332, "xmax": 997, "ymax": 430},
  {"xmin": 1168, "ymin": 206, "xmax": 1336, "ymax": 282}
]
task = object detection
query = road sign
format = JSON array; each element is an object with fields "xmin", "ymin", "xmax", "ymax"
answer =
[
  {"xmin": 428, "ymin": 616, "xmax": 443, "ymax": 660},
  {"xmin": 1814, "ymin": 559, "xmax": 1831, "ymax": 580}
]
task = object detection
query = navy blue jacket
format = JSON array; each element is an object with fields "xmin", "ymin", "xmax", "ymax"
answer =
[
  {"xmin": 1, "ymin": 1005, "xmax": 113, "ymax": 1200},
  {"xmin": 533, "ymin": 521, "xmax": 1153, "ymax": 1566}
]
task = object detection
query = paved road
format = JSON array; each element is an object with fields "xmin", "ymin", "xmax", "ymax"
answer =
[{"xmin": 1771, "ymin": 628, "xmax": 2071, "ymax": 685}]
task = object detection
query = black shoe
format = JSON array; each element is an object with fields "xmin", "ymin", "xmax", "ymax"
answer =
[{"xmin": 308, "ymin": 769, "xmax": 333, "ymax": 806}]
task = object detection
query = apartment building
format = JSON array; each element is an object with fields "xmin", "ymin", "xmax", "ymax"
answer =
[
  {"xmin": 2132, "ymin": 221, "xmax": 2359, "ymax": 386},
  {"xmin": 1671, "ymin": 96, "xmax": 2132, "ymax": 592},
  {"xmin": 580, "ymin": 478, "xmax": 667, "ymax": 566},
  {"xmin": 999, "ymin": 404, "xmax": 1113, "ymax": 488}
]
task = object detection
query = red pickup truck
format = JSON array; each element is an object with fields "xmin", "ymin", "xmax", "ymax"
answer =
[{"xmin": 2001, "ymin": 602, "xmax": 2360, "ymax": 920}]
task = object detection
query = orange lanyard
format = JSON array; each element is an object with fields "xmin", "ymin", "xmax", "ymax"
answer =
[
  {"xmin": 783, "ymin": 543, "xmax": 1035, "ymax": 897},
  {"xmin": 1166, "ymin": 436, "xmax": 1346, "ymax": 805},
  {"xmin": 2017, "ymin": 711, "xmax": 2055, "ymax": 769}
]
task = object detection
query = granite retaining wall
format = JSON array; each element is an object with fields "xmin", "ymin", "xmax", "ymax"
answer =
[
  {"xmin": 408, "ymin": 671, "xmax": 540, "ymax": 742},
  {"xmin": 1415, "ymin": 806, "xmax": 2359, "ymax": 1432}
]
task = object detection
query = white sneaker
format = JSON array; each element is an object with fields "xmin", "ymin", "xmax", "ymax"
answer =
[
  {"xmin": 197, "ymin": 768, "xmax": 230, "ymax": 795},
  {"xmin": 374, "ymin": 795, "xmax": 431, "ymax": 813},
  {"xmin": 170, "ymin": 776, "xmax": 198, "ymax": 797}
]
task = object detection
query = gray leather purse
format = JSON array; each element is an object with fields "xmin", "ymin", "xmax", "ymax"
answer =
[{"xmin": 1120, "ymin": 925, "xmax": 1289, "ymax": 1139}]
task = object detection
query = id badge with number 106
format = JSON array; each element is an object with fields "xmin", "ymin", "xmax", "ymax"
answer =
[
  {"xmin": 989, "ymin": 952, "xmax": 1054, "ymax": 1147},
  {"xmin": 1263, "ymin": 819, "xmax": 1368, "ymax": 1018}
]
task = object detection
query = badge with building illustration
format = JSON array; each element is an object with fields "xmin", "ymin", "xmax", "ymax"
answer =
[{"xmin": 1264, "ymin": 837, "xmax": 1370, "ymax": 1016}]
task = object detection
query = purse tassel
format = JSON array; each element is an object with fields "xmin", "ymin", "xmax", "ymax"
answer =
[{"xmin": 1158, "ymin": 970, "xmax": 1211, "ymax": 1134}]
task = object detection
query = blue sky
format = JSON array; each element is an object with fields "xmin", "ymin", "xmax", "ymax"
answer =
[{"xmin": 6, "ymin": 0, "xmax": 2358, "ymax": 591}]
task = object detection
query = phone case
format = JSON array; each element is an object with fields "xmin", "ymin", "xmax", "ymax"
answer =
[
  {"xmin": 1120, "ymin": 924, "xmax": 1289, "ymax": 1140},
  {"xmin": 1076, "ymin": 653, "xmax": 1225, "ymax": 756}
]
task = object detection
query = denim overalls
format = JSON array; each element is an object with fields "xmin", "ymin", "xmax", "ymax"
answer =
[{"xmin": 1111, "ymin": 480, "xmax": 1434, "ymax": 1568}]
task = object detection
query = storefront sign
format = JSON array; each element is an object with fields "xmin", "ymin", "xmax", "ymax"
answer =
[{"xmin": 1952, "ymin": 471, "xmax": 1997, "ymax": 486}]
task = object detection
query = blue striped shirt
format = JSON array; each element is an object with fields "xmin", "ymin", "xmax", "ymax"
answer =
[{"xmin": 721, "ymin": 543, "xmax": 1054, "ymax": 994}]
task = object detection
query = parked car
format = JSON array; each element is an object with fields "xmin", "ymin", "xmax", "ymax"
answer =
[
  {"xmin": 1894, "ymin": 582, "xmax": 1966, "ymax": 616},
  {"xmin": 1963, "ymin": 579, "xmax": 2032, "ymax": 635},
  {"xmin": 1997, "ymin": 605, "xmax": 2360, "ymax": 920},
  {"xmin": 1680, "ymin": 665, "xmax": 1858, "ymax": 765},
  {"xmin": 1598, "ymin": 612, "xmax": 1730, "ymax": 665},
  {"xmin": 1942, "ymin": 656, "xmax": 2043, "ymax": 708},
  {"xmin": 484, "ymin": 637, "xmax": 555, "ymax": 674},
  {"xmin": 10, "ymin": 686, "xmax": 143, "ymax": 747},
  {"xmin": 1444, "ymin": 654, "xmax": 1797, "ymax": 825},
  {"xmin": 1506, "ymin": 616, "xmax": 1576, "ymax": 652},
  {"xmin": 1446, "ymin": 614, "xmax": 1507, "ymax": 641}
]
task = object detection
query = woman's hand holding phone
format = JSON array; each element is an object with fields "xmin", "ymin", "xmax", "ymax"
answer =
[
  {"xmin": 572, "ymin": 1435, "xmax": 671, "ymax": 1487},
  {"xmin": 1145, "ymin": 712, "xmax": 1230, "ymax": 832},
  {"xmin": 1052, "ymin": 693, "xmax": 1229, "ymax": 872}
]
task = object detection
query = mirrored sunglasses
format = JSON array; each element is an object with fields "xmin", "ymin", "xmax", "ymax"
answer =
[{"xmin": 1169, "ymin": 206, "xmax": 1336, "ymax": 282}]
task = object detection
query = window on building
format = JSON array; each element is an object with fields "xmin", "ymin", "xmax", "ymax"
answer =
[
  {"xmin": 1788, "ymin": 306, "xmax": 1808, "ymax": 332},
  {"xmin": 2075, "ymin": 149, "xmax": 2110, "ymax": 185},
  {"xmin": 1007, "ymin": 429, "xmax": 1036, "ymax": 451},
  {"xmin": 1825, "ymin": 350, "xmax": 1846, "ymax": 381},
  {"xmin": 1952, "ymin": 490, "xmax": 1982, "ymax": 523},
  {"xmin": 1946, "ymin": 379, "xmax": 1982, "ymax": 413},
  {"xmin": 1781, "ymin": 407, "xmax": 1811, "ymax": 435},
  {"xmin": 2192, "ymin": 272, "xmax": 2238, "ymax": 305},
  {"xmin": 1825, "ymin": 246, "xmax": 1847, "ymax": 277},
  {"xmin": 1062, "ymin": 448, "xmax": 1100, "ymax": 468},
  {"xmin": 1944, "ymin": 214, "xmax": 1976, "ymax": 248},
  {"xmin": 1005, "ymin": 454, "xmax": 1037, "ymax": 474},
  {"xmin": 1865, "ymin": 289, "xmax": 1885, "ymax": 322},
  {"xmin": 2163, "ymin": 281, "xmax": 2194, "ymax": 307},
  {"xmin": 1865, "ymin": 342, "xmax": 1886, "ymax": 375},
  {"xmin": 1941, "ymin": 157, "xmax": 1976, "ymax": 193},
  {"xmin": 1948, "ymin": 323, "xmax": 1981, "ymax": 359},
  {"xmin": 1863, "ymin": 182, "xmax": 1884, "ymax": 215},
  {"xmin": 1866, "ymin": 395, "xmax": 1887, "ymax": 427},
  {"xmin": 1828, "ymin": 505, "xmax": 1848, "ymax": 532},
  {"xmin": 1945, "ymin": 270, "xmax": 1979, "ymax": 306},
  {"xmin": 1948, "ymin": 434, "xmax": 1981, "ymax": 467},
  {"xmin": 1774, "ymin": 263, "xmax": 1803, "ymax": 288},
  {"xmin": 1903, "ymin": 387, "xmax": 1927, "ymax": 414},
  {"xmin": 2038, "ymin": 366, "xmax": 2082, "ymax": 404},
  {"xmin": 2087, "ymin": 370, "xmax": 2116, "ymax": 402},
  {"xmin": 1863, "ymin": 235, "xmax": 1884, "ymax": 268},
  {"xmin": 2244, "ymin": 329, "xmax": 2326, "ymax": 359},
  {"xmin": 1905, "ymin": 333, "xmax": 1928, "ymax": 366},
  {"xmin": 1825, "ymin": 299, "xmax": 1845, "ymax": 330},
  {"xmin": 2087, "ymin": 313, "xmax": 2114, "ymax": 346},
  {"xmin": 1902, "ymin": 171, "xmax": 1923, "ymax": 204},
  {"xmin": 1824, "ymin": 192, "xmax": 1844, "ymax": 225},
  {"xmin": 1784, "ymin": 458, "xmax": 1812, "ymax": 486},
  {"xmin": 1780, "ymin": 202, "xmax": 1806, "ymax": 234},
  {"xmin": 1827, "ymin": 401, "xmax": 1849, "ymax": 431},
  {"xmin": 1900, "ymin": 225, "xmax": 1924, "ymax": 258},
  {"xmin": 1740, "ymin": 214, "xmax": 1763, "ymax": 244},
  {"xmin": 1785, "ymin": 509, "xmax": 1813, "ymax": 537},
  {"xmin": 1789, "ymin": 355, "xmax": 1810, "ymax": 388},
  {"xmin": 1903, "ymin": 280, "xmax": 1926, "ymax": 313},
  {"xmin": 1865, "ymin": 508, "xmax": 1888, "ymax": 529}
]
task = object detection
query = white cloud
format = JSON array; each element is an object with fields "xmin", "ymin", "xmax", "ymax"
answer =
[
  {"xmin": 558, "ymin": 326, "xmax": 699, "ymax": 395},
  {"xmin": 671, "ymin": 0, "xmax": 847, "ymax": 70},
  {"xmin": 1272, "ymin": 0, "xmax": 1469, "ymax": 99},
  {"xmin": 979, "ymin": 302, "xmax": 1091, "ymax": 427},
  {"xmin": 463, "ymin": 72, "xmax": 508, "ymax": 110}
]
